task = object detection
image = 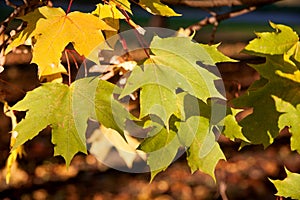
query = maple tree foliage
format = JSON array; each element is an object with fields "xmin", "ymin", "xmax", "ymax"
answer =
[{"xmin": 1, "ymin": 0, "xmax": 300, "ymax": 198}]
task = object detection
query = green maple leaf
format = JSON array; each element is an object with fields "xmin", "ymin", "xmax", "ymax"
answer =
[
  {"xmin": 273, "ymin": 96, "xmax": 300, "ymax": 153},
  {"xmin": 12, "ymin": 78, "xmax": 96, "ymax": 165},
  {"xmin": 139, "ymin": 93, "xmax": 226, "ymax": 181},
  {"xmin": 140, "ymin": 84, "xmax": 177, "ymax": 125},
  {"xmin": 7, "ymin": 6, "xmax": 114, "ymax": 77},
  {"xmin": 178, "ymin": 116, "xmax": 225, "ymax": 181},
  {"xmin": 12, "ymin": 78, "xmax": 129, "ymax": 165},
  {"xmin": 94, "ymin": 80, "xmax": 130, "ymax": 136},
  {"xmin": 232, "ymin": 23, "xmax": 300, "ymax": 147},
  {"xmin": 200, "ymin": 43, "xmax": 236, "ymax": 64},
  {"xmin": 233, "ymin": 55, "xmax": 300, "ymax": 147},
  {"xmin": 137, "ymin": 0, "xmax": 181, "ymax": 16},
  {"xmin": 270, "ymin": 168, "xmax": 300, "ymax": 199},
  {"xmin": 139, "ymin": 121, "xmax": 181, "ymax": 181},
  {"xmin": 120, "ymin": 36, "xmax": 226, "ymax": 126}
]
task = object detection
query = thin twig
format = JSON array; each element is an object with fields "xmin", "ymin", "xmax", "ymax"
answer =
[
  {"xmin": 184, "ymin": 6, "xmax": 257, "ymax": 37},
  {"xmin": 5, "ymin": 0, "xmax": 17, "ymax": 8},
  {"xmin": 66, "ymin": 0, "xmax": 74, "ymax": 14},
  {"xmin": 67, "ymin": 50, "xmax": 80, "ymax": 70},
  {"xmin": 118, "ymin": 8, "xmax": 150, "ymax": 58}
]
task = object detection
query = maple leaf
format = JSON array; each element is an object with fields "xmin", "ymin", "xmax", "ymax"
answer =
[
  {"xmin": 111, "ymin": 0, "xmax": 132, "ymax": 14},
  {"xmin": 231, "ymin": 23, "xmax": 300, "ymax": 147},
  {"xmin": 92, "ymin": 3, "xmax": 125, "ymax": 47},
  {"xmin": 270, "ymin": 168, "xmax": 300, "ymax": 199},
  {"xmin": 273, "ymin": 96, "xmax": 300, "ymax": 153},
  {"xmin": 233, "ymin": 55, "xmax": 300, "ymax": 148},
  {"xmin": 139, "ymin": 92, "xmax": 226, "ymax": 181},
  {"xmin": 7, "ymin": 6, "xmax": 114, "ymax": 77},
  {"xmin": 139, "ymin": 121, "xmax": 181, "ymax": 181},
  {"xmin": 120, "ymin": 36, "xmax": 227, "ymax": 126},
  {"xmin": 244, "ymin": 22, "xmax": 300, "ymax": 66},
  {"xmin": 11, "ymin": 78, "xmax": 129, "ymax": 165},
  {"xmin": 92, "ymin": 3, "xmax": 125, "ymax": 19},
  {"xmin": 178, "ymin": 116, "xmax": 225, "ymax": 181},
  {"xmin": 137, "ymin": 0, "xmax": 181, "ymax": 16},
  {"xmin": 222, "ymin": 108, "xmax": 249, "ymax": 142}
]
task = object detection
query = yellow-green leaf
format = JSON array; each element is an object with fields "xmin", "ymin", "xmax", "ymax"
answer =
[
  {"xmin": 273, "ymin": 96, "xmax": 300, "ymax": 153},
  {"xmin": 138, "ymin": 0, "xmax": 181, "ymax": 16},
  {"xmin": 182, "ymin": 116, "xmax": 225, "ymax": 181},
  {"xmin": 270, "ymin": 168, "xmax": 300, "ymax": 199},
  {"xmin": 222, "ymin": 108, "xmax": 249, "ymax": 142},
  {"xmin": 245, "ymin": 22, "xmax": 299, "ymax": 56},
  {"xmin": 11, "ymin": 78, "xmax": 129, "ymax": 166}
]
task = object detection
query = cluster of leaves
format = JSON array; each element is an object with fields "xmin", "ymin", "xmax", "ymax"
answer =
[
  {"xmin": 5, "ymin": 0, "xmax": 232, "ymax": 182},
  {"xmin": 2, "ymin": 0, "xmax": 300, "ymax": 198},
  {"xmin": 230, "ymin": 22, "xmax": 300, "ymax": 199}
]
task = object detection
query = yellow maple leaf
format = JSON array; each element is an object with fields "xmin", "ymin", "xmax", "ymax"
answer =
[
  {"xmin": 92, "ymin": 3, "xmax": 125, "ymax": 19},
  {"xmin": 6, "ymin": 7, "xmax": 53, "ymax": 54},
  {"xmin": 138, "ymin": 0, "xmax": 181, "ymax": 16},
  {"xmin": 111, "ymin": 0, "xmax": 132, "ymax": 14},
  {"xmin": 92, "ymin": 3, "xmax": 125, "ymax": 47},
  {"xmin": 7, "ymin": 6, "xmax": 115, "ymax": 77}
]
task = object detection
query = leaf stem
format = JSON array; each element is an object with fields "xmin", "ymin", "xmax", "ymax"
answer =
[
  {"xmin": 119, "ymin": 8, "xmax": 150, "ymax": 58},
  {"xmin": 66, "ymin": 0, "xmax": 74, "ymax": 14}
]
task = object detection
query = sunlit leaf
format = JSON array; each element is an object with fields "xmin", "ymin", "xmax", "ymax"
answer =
[
  {"xmin": 233, "ymin": 55, "xmax": 300, "ymax": 148},
  {"xmin": 245, "ymin": 22, "xmax": 299, "ymax": 66},
  {"xmin": 270, "ymin": 168, "xmax": 300, "ymax": 199},
  {"xmin": 245, "ymin": 22, "xmax": 299, "ymax": 56},
  {"xmin": 222, "ymin": 108, "xmax": 249, "ymax": 142},
  {"xmin": 120, "ymin": 36, "xmax": 225, "ymax": 126},
  {"xmin": 11, "ymin": 78, "xmax": 129, "ymax": 165},
  {"xmin": 92, "ymin": 2, "xmax": 125, "ymax": 47},
  {"xmin": 7, "ymin": 6, "xmax": 114, "ymax": 77},
  {"xmin": 137, "ymin": 0, "xmax": 181, "ymax": 16},
  {"xmin": 273, "ymin": 96, "xmax": 300, "ymax": 153}
]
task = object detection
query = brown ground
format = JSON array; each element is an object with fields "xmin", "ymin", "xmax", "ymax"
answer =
[{"xmin": 0, "ymin": 135, "xmax": 299, "ymax": 200}]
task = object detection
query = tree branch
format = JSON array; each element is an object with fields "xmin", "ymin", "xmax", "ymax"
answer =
[
  {"xmin": 162, "ymin": 0, "xmax": 281, "ymax": 8},
  {"xmin": 183, "ymin": 6, "xmax": 257, "ymax": 37}
]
